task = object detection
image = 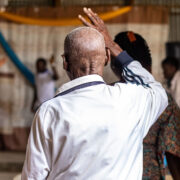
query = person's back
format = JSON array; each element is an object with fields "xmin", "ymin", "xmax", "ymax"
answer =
[
  {"xmin": 22, "ymin": 14, "xmax": 167, "ymax": 180},
  {"xmin": 36, "ymin": 76, "xmax": 158, "ymax": 179}
]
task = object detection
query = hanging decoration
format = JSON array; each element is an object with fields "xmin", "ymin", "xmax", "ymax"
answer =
[
  {"xmin": 0, "ymin": 6, "xmax": 131, "ymax": 26},
  {"xmin": 0, "ymin": 31, "xmax": 34, "ymax": 85},
  {"xmin": 0, "ymin": 57, "xmax": 7, "ymax": 67}
]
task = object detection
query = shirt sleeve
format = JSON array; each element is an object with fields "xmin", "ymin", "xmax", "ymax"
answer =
[
  {"xmin": 115, "ymin": 51, "xmax": 168, "ymax": 137},
  {"xmin": 21, "ymin": 106, "xmax": 51, "ymax": 180}
]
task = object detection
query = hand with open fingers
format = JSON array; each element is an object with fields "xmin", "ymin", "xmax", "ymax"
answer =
[
  {"xmin": 78, "ymin": 7, "xmax": 123, "ymax": 57},
  {"xmin": 78, "ymin": 8, "xmax": 112, "ymax": 48}
]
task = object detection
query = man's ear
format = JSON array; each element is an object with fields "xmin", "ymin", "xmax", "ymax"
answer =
[
  {"xmin": 105, "ymin": 47, "xmax": 111, "ymax": 66},
  {"xmin": 63, "ymin": 60, "xmax": 69, "ymax": 71}
]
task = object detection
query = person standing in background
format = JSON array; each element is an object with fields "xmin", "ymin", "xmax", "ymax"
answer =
[
  {"xmin": 162, "ymin": 57, "xmax": 180, "ymax": 107},
  {"xmin": 31, "ymin": 55, "xmax": 59, "ymax": 112}
]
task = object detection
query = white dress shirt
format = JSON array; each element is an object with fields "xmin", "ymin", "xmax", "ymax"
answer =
[{"xmin": 22, "ymin": 51, "xmax": 168, "ymax": 180}]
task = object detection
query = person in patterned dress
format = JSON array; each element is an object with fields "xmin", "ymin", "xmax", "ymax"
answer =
[{"xmin": 111, "ymin": 31, "xmax": 180, "ymax": 180}]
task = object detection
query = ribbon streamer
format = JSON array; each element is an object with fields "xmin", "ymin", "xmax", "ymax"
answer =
[
  {"xmin": 0, "ymin": 32, "xmax": 34, "ymax": 85},
  {"xmin": 0, "ymin": 6, "xmax": 131, "ymax": 26}
]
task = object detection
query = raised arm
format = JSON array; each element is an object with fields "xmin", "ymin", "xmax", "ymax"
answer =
[
  {"xmin": 79, "ymin": 8, "xmax": 122, "ymax": 57},
  {"xmin": 79, "ymin": 8, "xmax": 168, "ymax": 134},
  {"xmin": 49, "ymin": 55, "xmax": 59, "ymax": 80},
  {"xmin": 78, "ymin": 8, "xmax": 165, "ymax": 88}
]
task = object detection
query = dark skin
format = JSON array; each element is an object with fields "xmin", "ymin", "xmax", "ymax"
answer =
[
  {"xmin": 31, "ymin": 55, "xmax": 59, "ymax": 112},
  {"xmin": 162, "ymin": 63, "xmax": 177, "ymax": 81},
  {"xmin": 78, "ymin": 8, "xmax": 123, "ymax": 58},
  {"xmin": 166, "ymin": 152, "xmax": 180, "ymax": 180},
  {"xmin": 63, "ymin": 28, "xmax": 111, "ymax": 80},
  {"xmin": 79, "ymin": 7, "xmax": 180, "ymax": 180},
  {"xmin": 49, "ymin": 55, "xmax": 59, "ymax": 80}
]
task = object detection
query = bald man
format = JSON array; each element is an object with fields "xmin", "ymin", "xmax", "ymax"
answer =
[{"xmin": 22, "ymin": 26, "xmax": 168, "ymax": 180}]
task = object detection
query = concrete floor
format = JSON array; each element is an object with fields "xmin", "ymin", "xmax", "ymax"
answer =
[
  {"xmin": 0, "ymin": 173, "xmax": 19, "ymax": 180},
  {"xmin": 0, "ymin": 152, "xmax": 25, "ymax": 180}
]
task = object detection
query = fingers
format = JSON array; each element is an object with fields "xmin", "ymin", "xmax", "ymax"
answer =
[
  {"xmin": 79, "ymin": 7, "xmax": 105, "ymax": 31},
  {"xmin": 78, "ymin": 14, "xmax": 94, "ymax": 28},
  {"xmin": 83, "ymin": 7, "xmax": 99, "ymax": 26},
  {"xmin": 86, "ymin": 8, "xmax": 104, "ymax": 25},
  {"xmin": 87, "ymin": 8, "xmax": 100, "ymax": 23},
  {"xmin": 94, "ymin": 12, "xmax": 104, "ymax": 24}
]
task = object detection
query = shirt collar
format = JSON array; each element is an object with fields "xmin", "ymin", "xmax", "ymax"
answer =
[{"xmin": 56, "ymin": 74, "xmax": 104, "ymax": 95}]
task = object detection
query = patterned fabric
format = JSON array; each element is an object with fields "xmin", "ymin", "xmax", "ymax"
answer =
[{"xmin": 143, "ymin": 93, "xmax": 180, "ymax": 179}]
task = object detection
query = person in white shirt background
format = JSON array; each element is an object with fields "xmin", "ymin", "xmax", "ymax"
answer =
[
  {"xmin": 31, "ymin": 55, "xmax": 59, "ymax": 112},
  {"xmin": 22, "ymin": 8, "xmax": 168, "ymax": 180},
  {"xmin": 162, "ymin": 57, "xmax": 180, "ymax": 107}
]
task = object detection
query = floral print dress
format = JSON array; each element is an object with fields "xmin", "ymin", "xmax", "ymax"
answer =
[{"xmin": 143, "ymin": 93, "xmax": 180, "ymax": 179}]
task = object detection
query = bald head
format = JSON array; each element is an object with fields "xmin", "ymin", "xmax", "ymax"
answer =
[{"xmin": 63, "ymin": 27, "xmax": 108, "ymax": 79}]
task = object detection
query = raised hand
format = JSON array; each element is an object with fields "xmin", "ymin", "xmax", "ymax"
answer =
[{"xmin": 78, "ymin": 7, "xmax": 123, "ymax": 57}]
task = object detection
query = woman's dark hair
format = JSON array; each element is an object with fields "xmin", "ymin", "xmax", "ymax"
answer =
[
  {"xmin": 113, "ymin": 31, "xmax": 152, "ymax": 70},
  {"xmin": 162, "ymin": 57, "xmax": 179, "ymax": 70},
  {"xmin": 36, "ymin": 58, "xmax": 47, "ymax": 66}
]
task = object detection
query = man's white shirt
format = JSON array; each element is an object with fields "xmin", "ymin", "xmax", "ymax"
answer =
[{"xmin": 22, "ymin": 52, "xmax": 168, "ymax": 180}]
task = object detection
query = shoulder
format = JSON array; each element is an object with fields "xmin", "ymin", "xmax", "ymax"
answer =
[
  {"xmin": 107, "ymin": 82, "xmax": 149, "ymax": 105},
  {"xmin": 159, "ymin": 92, "xmax": 180, "ymax": 120},
  {"xmin": 173, "ymin": 70, "xmax": 180, "ymax": 81},
  {"xmin": 34, "ymin": 98, "xmax": 62, "ymax": 132},
  {"xmin": 36, "ymin": 97, "xmax": 61, "ymax": 122},
  {"xmin": 177, "ymin": 70, "xmax": 180, "ymax": 76},
  {"xmin": 166, "ymin": 92, "xmax": 179, "ymax": 109},
  {"xmin": 39, "ymin": 97, "xmax": 59, "ymax": 112},
  {"xmin": 112, "ymin": 81, "xmax": 149, "ymax": 96}
]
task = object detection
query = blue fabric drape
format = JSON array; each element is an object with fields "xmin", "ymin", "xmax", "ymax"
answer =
[{"xmin": 0, "ymin": 31, "xmax": 34, "ymax": 85}]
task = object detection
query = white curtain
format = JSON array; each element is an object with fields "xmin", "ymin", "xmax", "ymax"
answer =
[{"xmin": 0, "ymin": 21, "xmax": 168, "ymax": 150}]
